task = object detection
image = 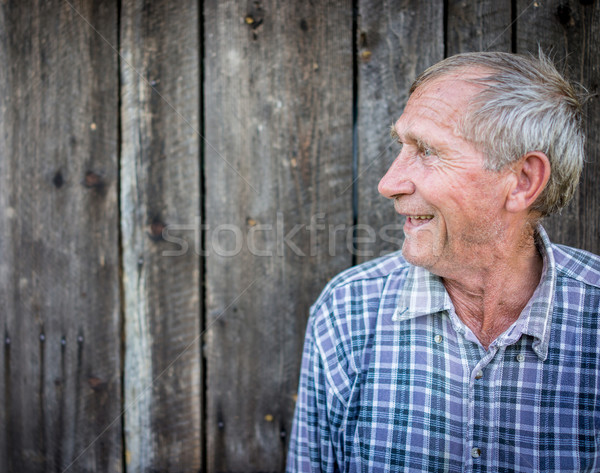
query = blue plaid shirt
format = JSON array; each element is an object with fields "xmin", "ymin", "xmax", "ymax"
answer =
[{"xmin": 287, "ymin": 227, "xmax": 600, "ymax": 472}]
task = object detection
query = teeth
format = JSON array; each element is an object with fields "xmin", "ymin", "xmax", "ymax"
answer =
[{"xmin": 411, "ymin": 215, "xmax": 433, "ymax": 220}]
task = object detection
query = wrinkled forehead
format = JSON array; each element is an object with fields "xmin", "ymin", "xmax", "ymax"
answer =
[{"xmin": 395, "ymin": 71, "xmax": 488, "ymax": 134}]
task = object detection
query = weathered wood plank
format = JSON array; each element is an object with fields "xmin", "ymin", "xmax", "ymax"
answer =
[
  {"xmin": 447, "ymin": 0, "xmax": 512, "ymax": 54},
  {"xmin": 516, "ymin": 0, "xmax": 600, "ymax": 254},
  {"xmin": 120, "ymin": 1, "xmax": 202, "ymax": 471},
  {"xmin": 204, "ymin": 0, "xmax": 354, "ymax": 469},
  {"xmin": 0, "ymin": 1, "xmax": 121, "ymax": 471},
  {"xmin": 356, "ymin": 0, "xmax": 444, "ymax": 261}
]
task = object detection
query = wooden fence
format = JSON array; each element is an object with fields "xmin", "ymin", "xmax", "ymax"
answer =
[{"xmin": 0, "ymin": 0, "xmax": 598, "ymax": 471}]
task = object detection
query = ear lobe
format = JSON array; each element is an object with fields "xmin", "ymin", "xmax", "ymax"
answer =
[{"xmin": 505, "ymin": 151, "xmax": 551, "ymax": 213}]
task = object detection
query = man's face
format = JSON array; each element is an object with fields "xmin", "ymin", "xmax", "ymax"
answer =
[{"xmin": 378, "ymin": 73, "xmax": 513, "ymax": 276}]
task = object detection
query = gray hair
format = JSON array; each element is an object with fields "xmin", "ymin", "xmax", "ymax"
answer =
[{"xmin": 410, "ymin": 51, "xmax": 586, "ymax": 217}]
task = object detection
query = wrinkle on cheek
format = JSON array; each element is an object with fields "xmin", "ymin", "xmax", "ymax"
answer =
[
  {"xmin": 428, "ymin": 146, "xmax": 479, "ymax": 175},
  {"xmin": 428, "ymin": 159, "xmax": 472, "ymax": 180},
  {"xmin": 429, "ymin": 161, "xmax": 459, "ymax": 176}
]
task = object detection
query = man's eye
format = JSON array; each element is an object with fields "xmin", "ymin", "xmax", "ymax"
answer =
[{"xmin": 421, "ymin": 147, "xmax": 433, "ymax": 157}]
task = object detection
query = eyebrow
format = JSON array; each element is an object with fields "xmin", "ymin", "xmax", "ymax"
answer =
[{"xmin": 390, "ymin": 126, "xmax": 435, "ymax": 151}]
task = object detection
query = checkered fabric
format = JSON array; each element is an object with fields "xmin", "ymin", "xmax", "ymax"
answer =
[{"xmin": 287, "ymin": 226, "xmax": 600, "ymax": 472}]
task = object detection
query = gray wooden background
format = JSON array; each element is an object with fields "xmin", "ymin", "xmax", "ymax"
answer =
[{"xmin": 0, "ymin": 0, "xmax": 598, "ymax": 471}]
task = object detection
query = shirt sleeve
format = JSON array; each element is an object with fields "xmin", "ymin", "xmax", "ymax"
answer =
[{"xmin": 287, "ymin": 316, "xmax": 340, "ymax": 472}]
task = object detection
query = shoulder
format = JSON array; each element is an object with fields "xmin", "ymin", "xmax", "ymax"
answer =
[
  {"xmin": 551, "ymin": 243, "xmax": 600, "ymax": 289},
  {"xmin": 545, "ymin": 243, "xmax": 600, "ymax": 362},
  {"xmin": 305, "ymin": 252, "xmax": 411, "ymax": 401},
  {"xmin": 311, "ymin": 251, "xmax": 411, "ymax": 312},
  {"xmin": 307, "ymin": 251, "xmax": 410, "ymax": 360}
]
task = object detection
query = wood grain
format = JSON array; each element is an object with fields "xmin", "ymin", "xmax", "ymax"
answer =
[
  {"xmin": 517, "ymin": 0, "xmax": 600, "ymax": 254},
  {"xmin": 0, "ymin": 2, "xmax": 598, "ymax": 471},
  {"xmin": 0, "ymin": 1, "xmax": 121, "ymax": 471},
  {"xmin": 447, "ymin": 0, "xmax": 512, "ymax": 54},
  {"xmin": 203, "ymin": 0, "xmax": 354, "ymax": 469},
  {"xmin": 120, "ymin": 0, "xmax": 202, "ymax": 471},
  {"xmin": 356, "ymin": 0, "xmax": 444, "ymax": 261}
]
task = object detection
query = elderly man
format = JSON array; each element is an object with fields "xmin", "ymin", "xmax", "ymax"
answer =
[{"xmin": 287, "ymin": 52, "xmax": 600, "ymax": 472}]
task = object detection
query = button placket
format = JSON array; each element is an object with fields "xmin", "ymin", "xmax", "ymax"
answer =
[{"xmin": 470, "ymin": 351, "xmax": 498, "ymax": 468}]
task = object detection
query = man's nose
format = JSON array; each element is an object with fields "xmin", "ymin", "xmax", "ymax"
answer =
[{"xmin": 377, "ymin": 154, "xmax": 416, "ymax": 199}]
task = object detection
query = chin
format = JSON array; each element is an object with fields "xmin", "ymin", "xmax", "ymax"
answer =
[{"xmin": 401, "ymin": 241, "xmax": 437, "ymax": 270}]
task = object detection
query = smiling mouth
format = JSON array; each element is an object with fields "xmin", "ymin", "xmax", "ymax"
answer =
[{"xmin": 406, "ymin": 215, "xmax": 434, "ymax": 226}]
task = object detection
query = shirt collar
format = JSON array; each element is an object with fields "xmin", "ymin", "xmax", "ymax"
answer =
[
  {"xmin": 511, "ymin": 225, "xmax": 555, "ymax": 360},
  {"xmin": 392, "ymin": 225, "xmax": 556, "ymax": 361},
  {"xmin": 392, "ymin": 264, "xmax": 453, "ymax": 321}
]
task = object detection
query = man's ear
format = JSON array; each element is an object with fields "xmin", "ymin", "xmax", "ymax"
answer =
[{"xmin": 505, "ymin": 151, "xmax": 551, "ymax": 213}]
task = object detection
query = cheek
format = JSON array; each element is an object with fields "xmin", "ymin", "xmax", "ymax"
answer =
[{"xmin": 454, "ymin": 173, "xmax": 502, "ymax": 209}]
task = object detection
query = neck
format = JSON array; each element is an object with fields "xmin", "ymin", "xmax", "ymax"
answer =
[{"xmin": 441, "ymin": 224, "xmax": 543, "ymax": 349}]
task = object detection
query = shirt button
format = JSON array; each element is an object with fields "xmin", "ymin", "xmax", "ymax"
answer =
[
  {"xmin": 516, "ymin": 354, "xmax": 525, "ymax": 362},
  {"xmin": 471, "ymin": 447, "xmax": 481, "ymax": 458},
  {"xmin": 474, "ymin": 370, "xmax": 483, "ymax": 379},
  {"xmin": 434, "ymin": 334, "xmax": 443, "ymax": 343}
]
